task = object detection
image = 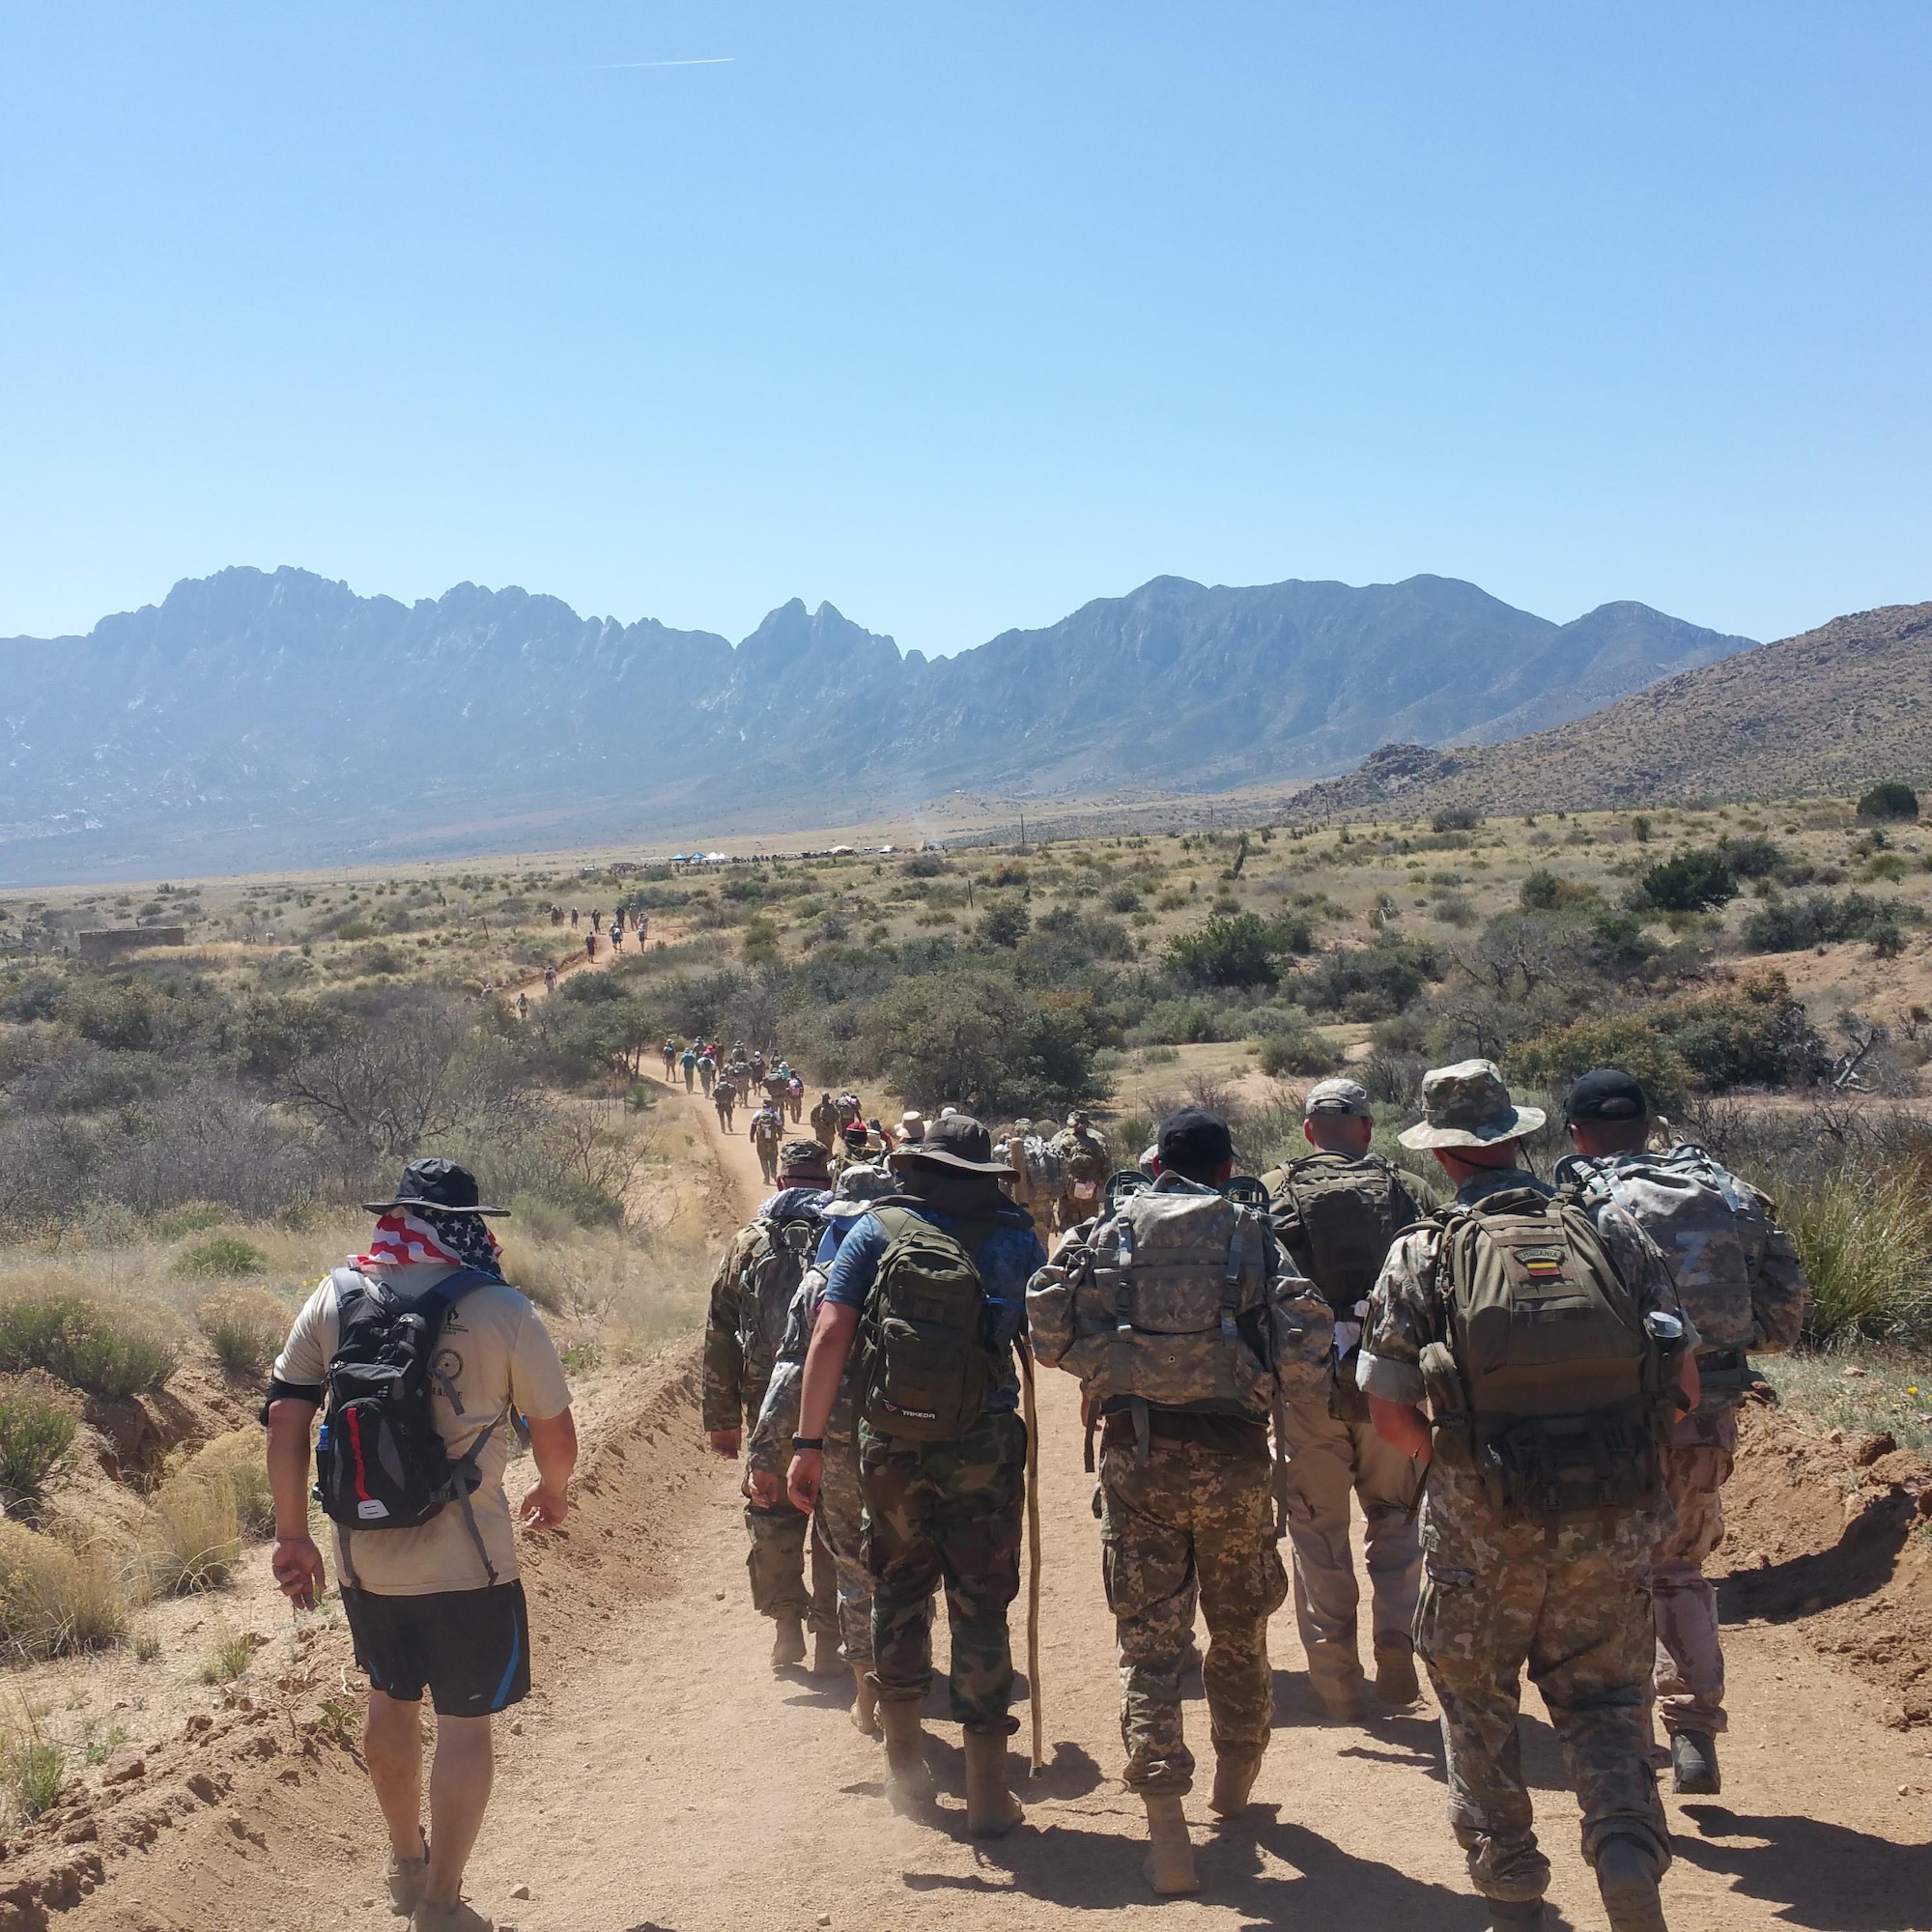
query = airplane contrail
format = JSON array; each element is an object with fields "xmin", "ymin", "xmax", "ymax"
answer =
[{"xmin": 579, "ymin": 57, "xmax": 735, "ymax": 70}]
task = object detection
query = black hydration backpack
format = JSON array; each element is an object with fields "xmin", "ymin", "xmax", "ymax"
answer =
[{"xmin": 313, "ymin": 1265, "xmax": 503, "ymax": 1584}]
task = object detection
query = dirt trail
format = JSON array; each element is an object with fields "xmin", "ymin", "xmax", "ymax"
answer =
[{"xmin": 65, "ymin": 1083, "xmax": 1932, "ymax": 1932}]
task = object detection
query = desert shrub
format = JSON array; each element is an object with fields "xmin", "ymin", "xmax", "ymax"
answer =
[
  {"xmin": 1432, "ymin": 807, "xmax": 1480, "ymax": 833},
  {"xmin": 1285, "ymin": 941, "xmax": 1438, "ymax": 1021},
  {"xmin": 1509, "ymin": 1015, "xmax": 1694, "ymax": 1117},
  {"xmin": 1716, "ymin": 834, "xmax": 1784, "ymax": 879},
  {"xmin": 167, "ymin": 1430, "xmax": 276, "ymax": 1538},
  {"xmin": 1652, "ymin": 986, "xmax": 1825, "ymax": 1091},
  {"xmin": 0, "ymin": 1285, "xmax": 185, "ymax": 1398},
  {"xmin": 1856, "ymin": 781, "xmax": 1919, "ymax": 823},
  {"xmin": 1634, "ymin": 847, "xmax": 1737, "ymax": 913},
  {"xmin": 171, "ymin": 1236, "xmax": 269, "ymax": 1279},
  {"xmin": 1123, "ymin": 997, "xmax": 1243, "ymax": 1046},
  {"xmin": 1788, "ymin": 1169, "xmax": 1932, "ymax": 1343},
  {"xmin": 194, "ymin": 1289, "xmax": 289, "ymax": 1379},
  {"xmin": 1740, "ymin": 891, "xmax": 1924, "ymax": 954},
  {"xmin": 1258, "ymin": 1028, "xmax": 1336, "ymax": 1077},
  {"xmin": 1, "ymin": 1730, "xmax": 65, "ymax": 1820},
  {"xmin": 1357, "ymin": 1050, "xmax": 1427, "ymax": 1108},
  {"xmin": 144, "ymin": 1464, "xmax": 242, "ymax": 1594},
  {"xmin": 0, "ymin": 972, "xmax": 65, "ymax": 1024},
  {"xmin": 0, "ymin": 1522, "xmax": 126, "ymax": 1659},
  {"xmin": 0, "ymin": 1395, "xmax": 76, "ymax": 1510},
  {"xmin": 1518, "ymin": 870, "xmax": 1599, "ymax": 912},
  {"xmin": 977, "ymin": 899, "xmax": 1031, "ymax": 949}
]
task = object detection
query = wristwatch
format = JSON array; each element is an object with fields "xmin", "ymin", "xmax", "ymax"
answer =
[{"xmin": 791, "ymin": 1435, "xmax": 825, "ymax": 1452}]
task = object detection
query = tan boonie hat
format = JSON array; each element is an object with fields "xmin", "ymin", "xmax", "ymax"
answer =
[
  {"xmin": 1303, "ymin": 1077, "xmax": 1374, "ymax": 1121},
  {"xmin": 1399, "ymin": 1059, "xmax": 1547, "ymax": 1150}
]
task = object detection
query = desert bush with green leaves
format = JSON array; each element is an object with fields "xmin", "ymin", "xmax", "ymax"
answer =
[
  {"xmin": 194, "ymin": 1287, "xmax": 290, "ymax": 1378},
  {"xmin": 0, "ymin": 1394, "xmax": 76, "ymax": 1512},
  {"xmin": 0, "ymin": 1282, "xmax": 185, "ymax": 1399}
]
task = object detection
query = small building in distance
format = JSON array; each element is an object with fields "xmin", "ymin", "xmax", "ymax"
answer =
[{"xmin": 77, "ymin": 926, "xmax": 186, "ymax": 963}]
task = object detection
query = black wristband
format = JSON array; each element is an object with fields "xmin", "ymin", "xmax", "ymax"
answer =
[{"xmin": 791, "ymin": 1435, "xmax": 825, "ymax": 1453}]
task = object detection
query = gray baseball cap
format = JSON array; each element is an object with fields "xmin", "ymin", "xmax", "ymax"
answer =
[
  {"xmin": 1303, "ymin": 1077, "xmax": 1373, "ymax": 1122},
  {"xmin": 1399, "ymin": 1059, "xmax": 1547, "ymax": 1150}
]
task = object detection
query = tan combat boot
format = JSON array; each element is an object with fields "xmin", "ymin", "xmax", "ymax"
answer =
[
  {"xmin": 811, "ymin": 1627, "xmax": 843, "ymax": 1677},
  {"xmin": 962, "ymin": 1729, "xmax": 1024, "ymax": 1838},
  {"xmin": 1595, "ymin": 1835, "xmax": 1668, "ymax": 1932},
  {"xmin": 770, "ymin": 1613, "xmax": 807, "ymax": 1671},
  {"xmin": 1374, "ymin": 1638, "xmax": 1421, "ymax": 1706},
  {"xmin": 877, "ymin": 1699, "xmax": 935, "ymax": 1814},
  {"xmin": 1143, "ymin": 1794, "xmax": 1199, "ymax": 1894},
  {"xmin": 1208, "ymin": 1745, "xmax": 1264, "ymax": 1819},
  {"xmin": 850, "ymin": 1664, "xmax": 880, "ymax": 1738}
]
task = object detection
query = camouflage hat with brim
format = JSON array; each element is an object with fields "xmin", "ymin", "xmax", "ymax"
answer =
[
  {"xmin": 778, "ymin": 1137, "xmax": 833, "ymax": 1178},
  {"xmin": 823, "ymin": 1161, "xmax": 894, "ymax": 1216},
  {"xmin": 1399, "ymin": 1059, "xmax": 1547, "ymax": 1149}
]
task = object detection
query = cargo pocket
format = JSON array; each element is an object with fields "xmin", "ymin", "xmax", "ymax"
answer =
[{"xmin": 1414, "ymin": 1560, "xmax": 1483, "ymax": 1671}]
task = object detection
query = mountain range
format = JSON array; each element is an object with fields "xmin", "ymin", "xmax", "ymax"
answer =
[
  {"xmin": 0, "ymin": 567, "xmax": 1754, "ymax": 881},
  {"xmin": 1289, "ymin": 600, "xmax": 1932, "ymax": 824}
]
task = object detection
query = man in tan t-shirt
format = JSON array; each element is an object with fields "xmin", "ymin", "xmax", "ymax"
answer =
[{"xmin": 267, "ymin": 1159, "xmax": 576, "ymax": 1932}]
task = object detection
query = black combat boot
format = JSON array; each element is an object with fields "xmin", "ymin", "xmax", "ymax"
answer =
[
  {"xmin": 1670, "ymin": 1728, "xmax": 1720, "ymax": 1795},
  {"xmin": 1595, "ymin": 1833, "xmax": 1669, "ymax": 1932}
]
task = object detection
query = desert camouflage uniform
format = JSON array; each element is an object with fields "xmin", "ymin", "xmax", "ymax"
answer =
[
  {"xmin": 810, "ymin": 1097, "xmax": 842, "ymax": 1151},
  {"xmin": 1356, "ymin": 1168, "xmax": 1688, "ymax": 1905},
  {"xmin": 752, "ymin": 1261, "xmax": 873, "ymax": 1663},
  {"xmin": 1047, "ymin": 1123, "xmax": 1109, "ymax": 1233},
  {"xmin": 703, "ymin": 1220, "xmax": 836, "ymax": 1639}
]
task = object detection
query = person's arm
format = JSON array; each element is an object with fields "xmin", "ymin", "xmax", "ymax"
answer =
[
  {"xmin": 701, "ymin": 1235, "xmax": 748, "ymax": 1454},
  {"xmin": 1368, "ymin": 1395, "xmax": 1433, "ymax": 1463},
  {"xmin": 266, "ymin": 1399, "xmax": 326, "ymax": 1607},
  {"xmin": 519, "ymin": 1407, "xmax": 578, "ymax": 1527},
  {"xmin": 786, "ymin": 1301, "xmax": 860, "ymax": 1510}
]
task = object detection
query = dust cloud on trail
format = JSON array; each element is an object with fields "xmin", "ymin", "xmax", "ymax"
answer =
[{"xmin": 70, "ymin": 1072, "xmax": 1932, "ymax": 1932}]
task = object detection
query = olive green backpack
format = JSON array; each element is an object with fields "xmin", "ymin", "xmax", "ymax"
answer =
[{"xmin": 856, "ymin": 1206, "xmax": 1002, "ymax": 1442}]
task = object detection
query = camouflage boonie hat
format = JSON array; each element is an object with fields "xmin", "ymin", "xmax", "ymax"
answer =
[
  {"xmin": 1303, "ymin": 1076, "xmax": 1374, "ymax": 1121},
  {"xmin": 778, "ymin": 1137, "xmax": 832, "ymax": 1178},
  {"xmin": 824, "ymin": 1161, "xmax": 893, "ymax": 1217},
  {"xmin": 1399, "ymin": 1059, "xmax": 1546, "ymax": 1149}
]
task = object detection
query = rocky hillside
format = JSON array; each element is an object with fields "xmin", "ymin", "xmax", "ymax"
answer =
[
  {"xmin": 0, "ymin": 566, "xmax": 1751, "ymax": 879},
  {"xmin": 1291, "ymin": 601, "xmax": 1932, "ymax": 822}
]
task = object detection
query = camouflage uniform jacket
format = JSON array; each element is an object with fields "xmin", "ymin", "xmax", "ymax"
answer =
[
  {"xmin": 701, "ymin": 1220, "xmax": 768, "ymax": 1433},
  {"xmin": 1356, "ymin": 1166, "xmax": 1693, "ymax": 1562},
  {"xmin": 1049, "ymin": 1125, "xmax": 1110, "ymax": 1179}
]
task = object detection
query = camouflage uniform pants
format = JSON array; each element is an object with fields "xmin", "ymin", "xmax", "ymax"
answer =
[
  {"xmin": 861, "ymin": 1409, "xmax": 1026, "ymax": 1733},
  {"xmin": 755, "ymin": 1143, "xmax": 779, "ymax": 1183},
  {"xmin": 1098, "ymin": 1438, "xmax": 1289, "ymax": 1796},
  {"xmin": 1282, "ymin": 1388, "xmax": 1423, "ymax": 1705},
  {"xmin": 745, "ymin": 1499, "xmax": 838, "ymax": 1634},
  {"xmin": 815, "ymin": 1430, "xmax": 873, "ymax": 1663},
  {"xmin": 1652, "ymin": 1402, "xmax": 1737, "ymax": 1739},
  {"xmin": 1418, "ymin": 1508, "xmax": 1669, "ymax": 1903}
]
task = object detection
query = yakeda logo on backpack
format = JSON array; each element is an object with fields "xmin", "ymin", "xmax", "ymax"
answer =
[
  {"xmin": 1420, "ymin": 1186, "xmax": 1682, "ymax": 1522},
  {"xmin": 857, "ymin": 1206, "xmax": 1006, "ymax": 1441},
  {"xmin": 1027, "ymin": 1179, "xmax": 1332, "ymax": 1415},
  {"xmin": 314, "ymin": 1265, "xmax": 503, "ymax": 1580}
]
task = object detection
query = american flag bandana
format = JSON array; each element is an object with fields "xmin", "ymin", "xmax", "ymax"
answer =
[{"xmin": 350, "ymin": 1208, "xmax": 503, "ymax": 1277}]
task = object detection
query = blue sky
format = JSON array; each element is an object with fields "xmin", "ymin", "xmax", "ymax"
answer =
[{"xmin": 2, "ymin": 2, "xmax": 1927, "ymax": 654}]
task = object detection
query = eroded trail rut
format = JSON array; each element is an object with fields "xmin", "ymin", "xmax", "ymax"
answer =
[{"xmin": 71, "ymin": 1080, "xmax": 1932, "ymax": 1932}]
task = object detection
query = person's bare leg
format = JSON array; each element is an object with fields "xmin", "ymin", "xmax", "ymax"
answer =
[
  {"xmin": 364, "ymin": 1691, "xmax": 426, "ymax": 1860},
  {"xmin": 423, "ymin": 1715, "xmax": 495, "ymax": 1906}
]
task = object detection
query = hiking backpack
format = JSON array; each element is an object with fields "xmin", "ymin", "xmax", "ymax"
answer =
[
  {"xmin": 313, "ymin": 1265, "xmax": 502, "ymax": 1582},
  {"xmin": 1424, "ymin": 1187, "xmax": 1675, "ymax": 1521},
  {"xmin": 856, "ymin": 1205, "xmax": 1007, "ymax": 1441},
  {"xmin": 737, "ymin": 1197, "xmax": 824, "ymax": 1389},
  {"xmin": 1555, "ymin": 1146, "xmax": 1768, "ymax": 1353},
  {"xmin": 1026, "ymin": 1183, "xmax": 1333, "ymax": 1418}
]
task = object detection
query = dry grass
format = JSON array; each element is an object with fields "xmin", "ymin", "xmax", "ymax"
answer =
[
  {"xmin": 0, "ymin": 1522, "xmax": 126, "ymax": 1660},
  {"xmin": 142, "ymin": 1467, "xmax": 242, "ymax": 1596},
  {"xmin": 194, "ymin": 1287, "xmax": 290, "ymax": 1378}
]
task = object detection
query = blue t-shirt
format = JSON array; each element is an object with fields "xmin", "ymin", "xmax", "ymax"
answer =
[{"xmin": 823, "ymin": 1207, "xmax": 1047, "ymax": 1414}]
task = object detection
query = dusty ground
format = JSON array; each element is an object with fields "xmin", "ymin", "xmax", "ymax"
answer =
[{"xmin": 25, "ymin": 1076, "xmax": 1932, "ymax": 1932}]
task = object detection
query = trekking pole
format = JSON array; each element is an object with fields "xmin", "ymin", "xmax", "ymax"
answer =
[{"xmin": 1019, "ymin": 1338, "xmax": 1045, "ymax": 1776}]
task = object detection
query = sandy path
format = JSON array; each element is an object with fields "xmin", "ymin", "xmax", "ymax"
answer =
[{"xmin": 67, "ymin": 1081, "xmax": 1932, "ymax": 1932}]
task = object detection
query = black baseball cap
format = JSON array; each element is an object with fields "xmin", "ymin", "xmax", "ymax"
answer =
[
  {"xmin": 1156, "ymin": 1107, "xmax": 1235, "ymax": 1178},
  {"xmin": 1564, "ymin": 1067, "xmax": 1650, "ymax": 1125}
]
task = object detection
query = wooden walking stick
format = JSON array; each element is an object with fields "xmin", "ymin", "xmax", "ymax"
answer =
[{"xmin": 1019, "ymin": 1338, "xmax": 1045, "ymax": 1776}]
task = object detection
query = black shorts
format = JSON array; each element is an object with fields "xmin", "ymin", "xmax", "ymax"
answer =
[{"xmin": 341, "ymin": 1581, "xmax": 531, "ymax": 1718}]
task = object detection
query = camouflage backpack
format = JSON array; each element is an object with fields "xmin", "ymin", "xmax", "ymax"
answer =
[
  {"xmin": 1555, "ymin": 1146, "xmax": 1767, "ymax": 1353},
  {"xmin": 1424, "ymin": 1186, "xmax": 1676, "ymax": 1521},
  {"xmin": 1026, "ymin": 1180, "xmax": 1332, "ymax": 1421},
  {"xmin": 736, "ymin": 1196, "xmax": 823, "ymax": 1388}
]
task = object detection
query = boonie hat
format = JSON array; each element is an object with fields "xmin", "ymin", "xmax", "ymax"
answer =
[
  {"xmin": 362, "ymin": 1157, "xmax": 508, "ymax": 1217},
  {"xmin": 1156, "ymin": 1107, "xmax": 1235, "ymax": 1174},
  {"xmin": 1399, "ymin": 1060, "xmax": 1546, "ymax": 1150},
  {"xmin": 1564, "ymin": 1067, "xmax": 1650, "ymax": 1125},
  {"xmin": 1304, "ymin": 1077, "xmax": 1374, "ymax": 1121},
  {"xmin": 778, "ymin": 1138, "xmax": 832, "ymax": 1179},
  {"xmin": 889, "ymin": 1113, "xmax": 1009, "ymax": 1176},
  {"xmin": 823, "ymin": 1162, "xmax": 894, "ymax": 1217}
]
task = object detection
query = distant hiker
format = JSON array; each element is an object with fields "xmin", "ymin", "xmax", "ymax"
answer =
[
  {"xmin": 1030, "ymin": 1108, "xmax": 1327, "ymax": 1894},
  {"xmin": 611, "ymin": 925, "xmax": 624, "ymax": 952},
  {"xmin": 611, "ymin": 907, "xmax": 625, "ymax": 935},
  {"xmin": 810, "ymin": 1092, "xmax": 841, "ymax": 1151},
  {"xmin": 787, "ymin": 1114, "xmax": 1046, "ymax": 1838},
  {"xmin": 570, "ymin": 908, "xmax": 579, "ymax": 927},
  {"xmin": 543, "ymin": 965, "xmax": 557, "ymax": 995},
  {"xmin": 1049, "ymin": 1111, "xmax": 1109, "ymax": 1232},
  {"xmin": 1263, "ymin": 1077, "xmax": 1440, "ymax": 1721},
  {"xmin": 702, "ymin": 1140, "xmax": 839, "ymax": 1673},
  {"xmin": 835, "ymin": 1091, "xmax": 862, "ymax": 1129},
  {"xmin": 584, "ymin": 932, "xmax": 597, "ymax": 962},
  {"xmin": 680, "ymin": 1045, "xmax": 698, "ymax": 1093},
  {"xmin": 637, "ymin": 913, "xmax": 648, "ymax": 943},
  {"xmin": 265, "ymin": 1159, "xmax": 576, "ymax": 1932},
  {"xmin": 749, "ymin": 1049, "xmax": 767, "ymax": 1088},
  {"xmin": 748, "ymin": 1156, "xmax": 896, "ymax": 1730},
  {"xmin": 749, "ymin": 1103, "xmax": 786, "ymax": 1183},
  {"xmin": 516, "ymin": 992, "xmax": 529, "ymax": 1022},
  {"xmin": 592, "ymin": 908, "xmax": 603, "ymax": 932},
  {"xmin": 713, "ymin": 1075, "xmax": 739, "ymax": 1132},
  {"xmin": 1361, "ymin": 1062, "xmax": 1697, "ymax": 1932},
  {"xmin": 663, "ymin": 1037, "xmax": 679, "ymax": 1080},
  {"xmin": 998, "ymin": 1119, "xmax": 1066, "ymax": 1230},
  {"xmin": 786, "ymin": 1072, "xmax": 805, "ymax": 1122},
  {"xmin": 697, "ymin": 1049, "xmax": 718, "ymax": 1096},
  {"xmin": 1556, "ymin": 1067, "xmax": 1808, "ymax": 1801}
]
